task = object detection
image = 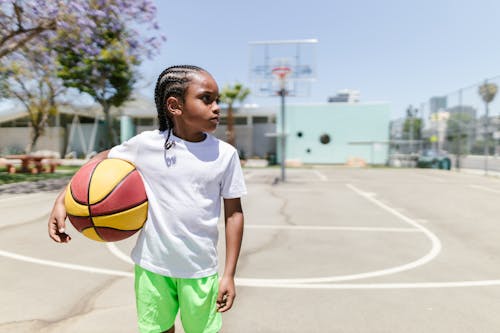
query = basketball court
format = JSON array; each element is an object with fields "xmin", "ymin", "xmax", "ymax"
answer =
[{"xmin": 1, "ymin": 167, "xmax": 500, "ymax": 332}]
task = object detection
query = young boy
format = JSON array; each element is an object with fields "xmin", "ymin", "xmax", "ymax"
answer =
[{"xmin": 48, "ymin": 65, "xmax": 246, "ymax": 333}]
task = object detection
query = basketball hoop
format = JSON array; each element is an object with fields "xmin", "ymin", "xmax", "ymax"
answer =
[
  {"xmin": 272, "ymin": 66, "xmax": 292, "ymax": 80},
  {"xmin": 272, "ymin": 66, "xmax": 291, "ymax": 92},
  {"xmin": 248, "ymin": 39, "xmax": 318, "ymax": 182}
]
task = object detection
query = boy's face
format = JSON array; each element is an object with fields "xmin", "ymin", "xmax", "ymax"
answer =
[{"xmin": 172, "ymin": 71, "xmax": 221, "ymax": 137}]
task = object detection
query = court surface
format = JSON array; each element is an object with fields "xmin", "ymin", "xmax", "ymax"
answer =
[{"xmin": 1, "ymin": 167, "xmax": 500, "ymax": 332}]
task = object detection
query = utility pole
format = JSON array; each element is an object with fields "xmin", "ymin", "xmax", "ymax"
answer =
[
  {"xmin": 407, "ymin": 105, "xmax": 414, "ymax": 154},
  {"xmin": 478, "ymin": 80, "xmax": 498, "ymax": 175},
  {"xmin": 278, "ymin": 85, "xmax": 286, "ymax": 182}
]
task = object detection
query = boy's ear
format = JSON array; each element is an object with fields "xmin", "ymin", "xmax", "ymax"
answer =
[{"xmin": 166, "ymin": 96, "xmax": 183, "ymax": 117}]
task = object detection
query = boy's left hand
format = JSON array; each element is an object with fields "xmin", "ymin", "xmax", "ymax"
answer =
[{"xmin": 217, "ymin": 275, "xmax": 236, "ymax": 312}]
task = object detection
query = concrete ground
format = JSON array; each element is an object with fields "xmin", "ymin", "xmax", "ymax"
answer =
[{"xmin": 1, "ymin": 167, "xmax": 500, "ymax": 332}]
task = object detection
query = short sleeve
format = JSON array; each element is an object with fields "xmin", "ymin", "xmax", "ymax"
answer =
[
  {"xmin": 108, "ymin": 134, "xmax": 141, "ymax": 164},
  {"xmin": 221, "ymin": 151, "xmax": 247, "ymax": 199}
]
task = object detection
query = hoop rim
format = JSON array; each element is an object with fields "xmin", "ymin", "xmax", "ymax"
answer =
[{"xmin": 271, "ymin": 66, "xmax": 292, "ymax": 80}]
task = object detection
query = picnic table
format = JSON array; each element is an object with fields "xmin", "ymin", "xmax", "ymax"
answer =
[{"xmin": 3, "ymin": 155, "xmax": 60, "ymax": 174}]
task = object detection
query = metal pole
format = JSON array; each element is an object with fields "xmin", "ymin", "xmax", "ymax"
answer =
[
  {"xmin": 457, "ymin": 89, "xmax": 463, "ymax": 170},
  {"xmin": 280, "ymin": 88, "xmax": 286, "ymax": 182},
  {"xmin": 484, "ymin": 100, "xmax": 490, "ymax": 175},
  {"xmin": 409, "ymin": 106, "xmax": 414, "ymax": 154}
]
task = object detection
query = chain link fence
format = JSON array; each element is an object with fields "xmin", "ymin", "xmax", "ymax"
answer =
[{"xmin": 390, "ymin": 75, "xmax": 500, "ymax": 171}]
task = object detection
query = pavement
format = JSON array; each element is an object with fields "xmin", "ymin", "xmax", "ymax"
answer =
[
  {"xmin": 2, "ymin": 167, "xmax": 500, "ymax": 332},
  {"xmin": 0, "ymin": 177, "xmax": 71, "ymax": 195}
]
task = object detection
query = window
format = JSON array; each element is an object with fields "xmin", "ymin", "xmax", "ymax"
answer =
[
  {"xmin": 252, "ymin": 116, "xmax": 268, "ymax": 124},
  {"xmin": 319, "ymin": 134, "xmax": 331, "ymax": 144}
]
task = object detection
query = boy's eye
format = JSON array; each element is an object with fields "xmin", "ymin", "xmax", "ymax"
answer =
[{"xmin": 201, "ymin": 95, "xmax": 218, "ymax": 104}]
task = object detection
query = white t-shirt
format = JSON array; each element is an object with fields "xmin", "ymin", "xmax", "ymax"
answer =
[{"xmin": 108, "ymin": 130, "xmax": 247, "ymax": 278}]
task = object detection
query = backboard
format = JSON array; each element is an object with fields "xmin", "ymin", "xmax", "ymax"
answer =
[{"xmin": 249, "ymin": 39, "xmax": 318, "ymax": 97}]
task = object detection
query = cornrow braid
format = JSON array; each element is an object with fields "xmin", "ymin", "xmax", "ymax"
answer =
[{"xmin": 154, "ymin": 65, "xmax": 206, "ymax": 149}]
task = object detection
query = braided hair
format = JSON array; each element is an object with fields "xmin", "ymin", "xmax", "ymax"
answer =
[{"xmin": 154, "ymin": 65, "xmax": 206, "ymax": 149}]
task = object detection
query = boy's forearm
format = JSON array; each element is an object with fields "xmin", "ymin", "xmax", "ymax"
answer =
[{"xmin": 223, "ymin": 211, "xmax": 244, "ymax": 278}]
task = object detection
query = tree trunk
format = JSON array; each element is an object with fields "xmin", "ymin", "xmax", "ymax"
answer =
[
  {"xmin": 27, "ymin": 128, "xmax": 41, "ymax": 154},
  {"xmin": 102, "ymin": 103, "xmax": 117, "ymax": 149},
  {"xmin": 226, "ymin": 103, "xmax": 235, "ymax": 146}
]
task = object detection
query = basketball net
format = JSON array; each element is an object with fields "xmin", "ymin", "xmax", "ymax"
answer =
[{"xmin": 272, "ymin": 66, "xmax": 291, "ymax": 93}]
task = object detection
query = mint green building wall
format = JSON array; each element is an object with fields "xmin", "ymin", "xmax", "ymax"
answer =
[
  {"xmin": 120, "ymin": 115, "xmax": 136, "ymax": 142},
  {"xmin": 281, "ymin": 103, "xmax": 390, "ymax": 164}
]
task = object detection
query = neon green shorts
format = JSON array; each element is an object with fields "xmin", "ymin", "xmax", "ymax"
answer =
[{"xmin": 134, "ymin": 265, "xmax": 222, "ymax": 333}]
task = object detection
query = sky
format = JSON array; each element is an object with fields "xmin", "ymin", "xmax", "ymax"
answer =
[{"xmin": 137, "ymin": 0, "xmax": 500, "ymax": 120}]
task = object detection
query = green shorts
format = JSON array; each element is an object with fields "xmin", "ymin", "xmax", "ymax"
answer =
[{"xmin": 134, "ymin": 265, "xmax": 222, "ymax": 333}]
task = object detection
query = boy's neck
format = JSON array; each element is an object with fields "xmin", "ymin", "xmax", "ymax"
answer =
[{"xmin": 172, "ymin": 129, "xmax": 206, "ymax": 143}]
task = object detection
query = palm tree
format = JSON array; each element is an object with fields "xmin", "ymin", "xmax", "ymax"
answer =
[
  {"xmin": 220, "ymin": 82, "xmax": 250, "ymax": 147},
  {"xmin": 478, "ymin": 81, "xmax": 498, "ymax": 174}
]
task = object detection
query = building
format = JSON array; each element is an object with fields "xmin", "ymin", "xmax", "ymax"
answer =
[
  {"xmin": 282, "ymin": 102, "xmax": 390, "ymax": 164},
  {"xmin": 429, "ymin": 96, "xmax": 447, "ymax": 113},
  {"xmin": 327, "ymin": 89, "xmax": 360, "ymax": 103},
  {"xmin": 446, "ymin": 105, "xmax": 477, "ymax": 119},
  {"xmin": 1, "ymin": 98, "xmax": 391, "ymax": 165},
  {"xmin": 0, "ymin": 97, "xmax": 277, "ymax": 159},
  {"xmin": 389, "ymin": 118, "xmax": 405, "ymax": 140}
]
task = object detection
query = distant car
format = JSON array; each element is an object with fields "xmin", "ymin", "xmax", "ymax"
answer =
[{"xmin": 416, "ymin": 150, "xmax": 451, "ymax": 170}]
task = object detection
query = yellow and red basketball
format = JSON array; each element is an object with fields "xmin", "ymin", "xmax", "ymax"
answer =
[{"xmin": 64, "ymin": 158, "xmax": 148, "ymax": 242}]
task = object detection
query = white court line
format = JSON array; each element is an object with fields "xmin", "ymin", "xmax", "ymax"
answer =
[
  {"xmin": 235, "ymin": 279, "xmax": 500, "ymax": 289},
  {"xmin": 106, "ymin": 243, "xmax": 134, "ymax": 264},
  {"xmin": 236, "ymin": 184, "xmax": 442, "ymax": 286},
  {"xmin": 107, "ymin": 183, "xmax": 441, "ymax": 286},
  {"xmin": 469, "ymin": 184, "xmax": 500, "ymax": 194},
  {"xmin": 415, "ymin": 173, "xmax": 446, "ymax": 183},
  {"xmin": 4, "ymin": 248, "xmax": 500, "ymax": 289},
  {"xmin": 0, "ymin": 184, "xmax": 449, "ymax": 289},
  {"xmin": 0, "ymin": 249, "xmax": 133, "ymax": 277},
  {"xmin": 244, "ymin": 172, "xmax": 255, "ymax": 180},
  {"xmin": 313, "ymin": 170, "xmax": 328, "ymax": 181},
  {"xmin": 243, "ymin": 225, "xmax": 420, "ymax": 232}
]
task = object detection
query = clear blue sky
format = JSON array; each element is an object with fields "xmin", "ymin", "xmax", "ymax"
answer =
[{"xmin": 138, "ymin": 0, "xmax": 500, "ymax": 119}]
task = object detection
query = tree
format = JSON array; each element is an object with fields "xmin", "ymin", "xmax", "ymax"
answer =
[
  {"xmin": 0, "ymin": 0, "xmax": 56, "ymax": 59},
  {"xmin": 1, "ymin": 44, "xmax": 66, "ymax": 152},
  {"xmin": 0, "ymin": 0, "xmax": 163, "ymax": 60},
  {"xmin": 57, "ymin": 35, "xmax": 136, "ymax": 148},
  {"xmin": 403, "ymin": 117, "xmax": 423, "ymax": 140},
  {"xmin": 478, "ymin": 81, "xmax": 498, "ymax": 173},
  {"xmin": 220, "ymin": 83, "xmax": 250, "ymax": 147},
  {"xmin": 54, "ymin": 0, "xmax": 163, "ymax": 148},
  {"xmin": 446, "ymin": 112, "xmax": 474, "ymax": 169},
  {"xmin": 1, "ymin": 0, "xmax": 163, "ymax": 150}
]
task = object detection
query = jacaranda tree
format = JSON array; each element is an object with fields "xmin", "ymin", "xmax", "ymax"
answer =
[
  {"xmin": 0, "ymin": 0, "xmax": 163, "ymax": 60},
  {"xmin": 0, "ymin": 0, "xmax": 164, "ymax": 151},
  {"xmin": 0, "ymin": 42, "xmax": 65, "ymax": 152}
]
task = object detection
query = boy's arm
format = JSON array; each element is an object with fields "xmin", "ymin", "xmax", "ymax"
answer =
[
  {"xmin": 217, "ymin": 197, "xmax": 244, "ymax": 313},
  {"xmin": 48, "ymin": 150, "xmax": 110, "ymax": 243}
]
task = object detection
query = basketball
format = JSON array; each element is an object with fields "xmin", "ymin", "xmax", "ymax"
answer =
[{"xmin": 64, "ymin": 158, "xmax": 148, "ymax": 242}]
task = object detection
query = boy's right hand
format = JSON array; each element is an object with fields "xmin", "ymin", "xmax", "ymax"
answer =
[{"xmin": 48, "ymin": 190, "xmax": 71, "ymax": 243}]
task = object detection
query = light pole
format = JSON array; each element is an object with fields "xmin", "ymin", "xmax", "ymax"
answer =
[
  {"xmin": 273, "ymin": 66, "xmax": 291, "ymax": 183},
  {"xmin": 278, "ymin": 85, "xmax": 286, "ymax": 182},
  {"xmin": 478, "ymin": 80, "xmax": 498, "ymax": 175}
]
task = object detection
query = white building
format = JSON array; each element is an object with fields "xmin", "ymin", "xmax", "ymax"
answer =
[{"xmin": 327, "ymin": 89, "xmax": 360, "ymax": 103}]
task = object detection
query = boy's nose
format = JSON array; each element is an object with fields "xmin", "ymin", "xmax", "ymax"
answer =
[{"xmin": 212, "ymin": 103, "xmax": 220, "ymax": 114}]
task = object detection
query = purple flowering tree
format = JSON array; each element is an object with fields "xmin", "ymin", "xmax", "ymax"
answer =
[
  {"xmin": 0, "ymin": 43, "xmax": 66, "ymax": 152},
  {"xmin": 0, "ymin": 0, "xmax": 163, "ymax": 59},
  {"xmin": 0, "ymin": 0, "xmax": 164, "ymax": 151},
  {"xmin": 56, "ymin": 0, "xmax": 164, "ymax": 148}
]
